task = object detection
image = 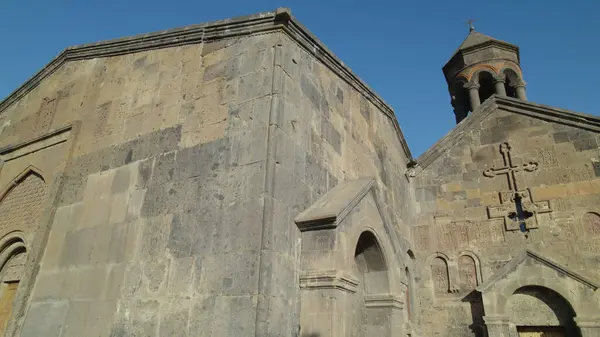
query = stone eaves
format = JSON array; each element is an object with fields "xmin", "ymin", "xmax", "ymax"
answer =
[
  {"xmin": 412, "ymin": 95, "xmax": 600, "ymax": 177},
  {"xmin": 295, "ymin": 177, "xmax": 375, "ymax": 231},
  {"xmin": 476, "ymin": 249, "xmax": 599, "ymax": 292},
  {"xmin": 0, "ymin": 8, "xmax": 412, "ymax": 160},
  {"xmin": 294, "ymin": 176, "xmax": 407, "ymax": 260}
]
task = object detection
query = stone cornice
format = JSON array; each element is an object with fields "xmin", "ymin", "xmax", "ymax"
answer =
[
  {"xmin": 461, "ymin": 40, "xmax": 520, "ymax": 61},
  {"xmin": 482, "ymin": 315, "xmax": 510, "ymax": 325},
  {"xmin": 299, "ymin": 269, "xmax": 360, "ymax": 293},
  {"xmin": 0, "ymin": 8, "xmax": 413, "ymax": 160},
  {"xmin": 574, "ymin": 317, "xmax": 600, "ymax": 328},
  {"xmin": 295, "ymin": 177, "xmax": 375, "ymax": 231},
  {"xmin": 411, "ymin": 95, "xmax": 600, "ymax": 177},
  {"xmin": 364, "ymin": 293, "xmax": 404, "ymax": 309},
  {"xmin": 0, "ymin": 125, "xmax": 72, "ymax": 162}
]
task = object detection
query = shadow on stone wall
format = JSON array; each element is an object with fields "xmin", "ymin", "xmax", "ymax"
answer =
[{"xmin": 463, "ymin": 290, "xmax": 486, "ymax": 337}]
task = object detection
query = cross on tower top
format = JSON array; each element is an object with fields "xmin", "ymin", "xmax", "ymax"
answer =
[{"xmin": 467, "ymin": 19, "xmax": 477, "ymax": 32}]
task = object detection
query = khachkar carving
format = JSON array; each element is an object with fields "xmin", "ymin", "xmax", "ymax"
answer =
[
  {"xmin": 431, "ymin": 257, "xmax": 450, "ymax": 294},
  {"xmin": 483, "ymin": 142, "xmax": 552, "ymax": 235},
  {"xmin": 458, "ymin": 256, "xmax": 477, "ymax": 292},
  {"xmin": 581, "ymin": 212, "xmax": 600, "ymax": 237}
]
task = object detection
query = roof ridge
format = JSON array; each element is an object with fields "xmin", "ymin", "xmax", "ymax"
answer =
[
  {"xmin": 412, "ymin": 95, "xmax": 600, "ymax": 176},
  {"xmin": 0, "ymin": 7, "xmax": 413, "ymax": 161}
]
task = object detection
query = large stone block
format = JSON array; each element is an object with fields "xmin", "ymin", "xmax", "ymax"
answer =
[
  {"xmin": 139, "ymin": 214, "xmax": 172, "ymax": 260},
  {"xmin": 167, "ymin": 257, "xmax": 195, "ymax": 296},
  {"xmin": 175, "ymin": 137, "xmax": 231, "ymax": 180},
  {"xmin": 20, "ymin": 301, "xmax": 69, "ymax": 337},
  {"xmin": 61, "ymin": 300, "xmax": 91, "ymax": 337},
  {"xmin": 159, "ymin": 298, "xmax": 191, "ymax": 337},
  {"xmin": 189, "ymin": 295, "xmax": 258, "ymax": 336},
  {"xmin": 194, "ymin": 250, "xmax": 260, "ymax": 295}
]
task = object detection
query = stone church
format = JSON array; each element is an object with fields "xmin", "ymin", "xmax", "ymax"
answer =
[{"xmin": 0, "ymin": 7, "xmax": 599, "ymax": 337}]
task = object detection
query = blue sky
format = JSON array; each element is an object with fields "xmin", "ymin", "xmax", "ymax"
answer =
[{"xmin": 1, "ymin": 0, "xmax": 598, "ymax": 156}]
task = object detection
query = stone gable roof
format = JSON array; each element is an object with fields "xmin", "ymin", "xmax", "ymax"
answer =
[
  {"xmin": 476, "ymin": 249, "xmax": 599, "ymax": 292},
  {"xmin": 411, "ymin": 95, "xmax": 600, "ymax": 176},
  {"xmin": 0, "ymin": 8, "xmax": 412, "ymax": 159},
  {"xmin": 295, "ymin": 177, "xmax": 375, "ymax": 231}
]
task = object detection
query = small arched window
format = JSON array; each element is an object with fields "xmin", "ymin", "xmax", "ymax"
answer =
[
  {"xmin": 503, "ymin": 68, "xmax": 522, "ymax": 98},
  {"xmin": 477, "ymin": 71, "xmax": 496, "ymax": 103}
]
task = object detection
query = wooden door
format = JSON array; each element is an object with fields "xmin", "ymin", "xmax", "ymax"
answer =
[
  {"xmin": 517, "ymin": 326, "xmax": 565, "ymax": 337},
  {"xmin": 0, "ymin": 282, "xmax": 19, "ymax": 335}
]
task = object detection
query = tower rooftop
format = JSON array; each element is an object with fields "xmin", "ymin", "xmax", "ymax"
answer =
[
  {"xmin": 446, "ymin": 29, "xmax": 520, "ymax": 67},
  {"xmin": 459, "ymin": 30, "xmax": 502, "ymax": 49}
]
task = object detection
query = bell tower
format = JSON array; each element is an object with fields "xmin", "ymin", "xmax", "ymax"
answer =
[{"xmin": 443, "ymin": 24, "xmax": 527, "ymax": 124}]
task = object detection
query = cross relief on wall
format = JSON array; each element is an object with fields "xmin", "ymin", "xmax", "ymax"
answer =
[{"xmin": 483, "ymin": 142, "xmax": 552, "ymax": 233}]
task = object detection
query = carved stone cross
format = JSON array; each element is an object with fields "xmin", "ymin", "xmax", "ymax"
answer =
[
  {"xmin": 483, "ymin": 142, "xmax": 552, "ymax": 233},
  {"xmin": 483, "ymin": 142, "xmax": 538, "ymax": 192}
]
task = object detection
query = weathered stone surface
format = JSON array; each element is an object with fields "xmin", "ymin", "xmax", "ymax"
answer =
[{"xmin": 2, "ymin": 8, "xmax": 600, "ymax": 337}]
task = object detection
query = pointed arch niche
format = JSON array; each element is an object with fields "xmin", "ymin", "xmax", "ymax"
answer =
[
  {"xmin": 0, "ymin": 167, "xmax": 46, "ymax": 336},
  {"xmin": 0, "ymin": 167, "xmax": 47, "ymax": 237}
]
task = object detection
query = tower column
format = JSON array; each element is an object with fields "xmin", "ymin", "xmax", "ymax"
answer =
[
  {"xmin": 515, "ymin": 83, "xmax": 527, "ymax": 101},
  {"xmin": 466, "ymin": 84, "xmax": 481, "ymax": 111},
  {"xmin": 493, "ymin": 77, "xmax": 507, "ymax": 96}
]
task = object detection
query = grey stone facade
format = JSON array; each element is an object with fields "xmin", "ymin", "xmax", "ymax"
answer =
[{"xmin": 0, "ymin": 7, "xmax": 598, "ymax": 337}]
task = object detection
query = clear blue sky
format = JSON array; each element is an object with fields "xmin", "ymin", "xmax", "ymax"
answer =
[{"xmin": 1, "ymin": 0, "xmax": 598, "ymax": 156}]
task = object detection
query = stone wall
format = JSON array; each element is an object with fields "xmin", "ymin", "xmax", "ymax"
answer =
[
  {"xmin": 412, "ymin": 100, "xmax": 600, "ymax": 337},
  {"xmin": 277, "ymin": 32, "xmax": 414, "ymax": 241},
  {"xmin": 275, "ymin": 33, "xmax": 415, "ymax": 334},
  {"xmin": 0, "ymin": 28, "xmax": 283, "ymax": 336},
  {"xmin": 0, "ymin": 9, "xmax": 416, "ymax": 335}
]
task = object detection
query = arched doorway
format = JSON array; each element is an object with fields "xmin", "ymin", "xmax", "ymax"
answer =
[
  {"xmin": 353, "ymin": 231, "xmax": 391, "ymax": 337},
  {"xmin": 508, "ymin": 286, "xmax": 580, "ymax": 337},
  {"xmin": 0, "ymin": 235, "xmax": 27, "ymax": 335}
]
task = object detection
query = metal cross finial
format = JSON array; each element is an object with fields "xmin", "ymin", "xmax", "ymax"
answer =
[{"xmin": 467, "ymin": 19, "xmax": 477, "ymax": 32}]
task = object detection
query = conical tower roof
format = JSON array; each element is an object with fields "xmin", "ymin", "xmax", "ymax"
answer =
[
  {"xmin": 459, "ymin": 30, "xmax": 502, "ymax": 49},
  {"xmin": 443, "ymin": 28, "xmax": 520, "ymax": 81},
  {"xmin": 447, "ymin": 29, "xmax": 517, "ymax": 63}
]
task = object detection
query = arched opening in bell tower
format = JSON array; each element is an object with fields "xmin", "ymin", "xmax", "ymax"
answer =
[
  {"xmin": 503, "ymin": 68, "xmax": 522, "ymax": 99},
  {"xmin": 450, "ymin": 79, "xmax": 469, "ymax": 123},
  {"xmin": 477, "ymin": 71, "xmax": 496, "ymax": 103}
]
